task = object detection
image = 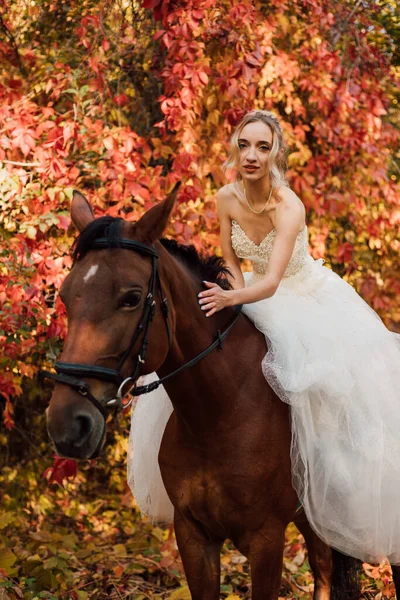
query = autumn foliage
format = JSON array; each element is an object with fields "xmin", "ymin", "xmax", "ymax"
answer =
[{"xmin": 0, "ymin": 0, "xmax": 399, "ymax": 596}]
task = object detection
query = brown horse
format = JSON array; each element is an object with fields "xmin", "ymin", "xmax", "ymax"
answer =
[{"xmin": 44, "ymin": 188, "xmax": 397, "ymax": 599}]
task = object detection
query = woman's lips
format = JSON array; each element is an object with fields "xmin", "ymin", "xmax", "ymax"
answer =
[{"xmin": 244, "ymin": 166, "xmax": 259, "ymax": 172}]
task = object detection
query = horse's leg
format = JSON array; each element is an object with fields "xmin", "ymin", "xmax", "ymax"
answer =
[
  {"xmin": 174, "ymin": 510, "xmax": 223, "ymax": 600},
  {"xmin": 391, "ymin": 564, "xmax": 400, "ymax": 598},
  {"xmin": 295, "ymin": 512, "xmax": 362, "ymax": 600},
  {"xmin": 294, "ymin": 513, "xmax": 332, "ymax": 600},
  {"xmin": 244, "ymin": 520, "xmax": 286, "ymax": 599}
]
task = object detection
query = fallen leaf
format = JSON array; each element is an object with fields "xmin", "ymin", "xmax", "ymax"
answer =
[{"xmin": 168, "ymin": 586, "xmax": 191, "ymax": 599}]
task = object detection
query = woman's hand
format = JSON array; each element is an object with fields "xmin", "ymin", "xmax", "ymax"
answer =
[{"xmin": 198, "ymin": 281, "xmax": 235, "ymax": 317}]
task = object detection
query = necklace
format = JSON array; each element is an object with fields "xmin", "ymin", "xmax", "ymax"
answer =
[{"xmin": 242, "ymin": 182, "xmax": 274, "ymax": 214}]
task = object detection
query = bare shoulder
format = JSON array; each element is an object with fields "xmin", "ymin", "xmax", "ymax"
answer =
[
  {"xmin": 216, "ymin": 183, "xmax": 238, "ymax": 217},
  {"xmin": 272, "ymin": 185, "xmax": 306, "ymax": 230},
  {"xmin": 217, "ymin": 183, "xmax": 237, "ymax": 202},
  {"xmin": 273, "ymin": 184, "xmax": 302, "ymax": 206}
]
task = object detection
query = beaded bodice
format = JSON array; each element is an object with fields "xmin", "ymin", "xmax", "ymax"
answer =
[{"xmin": 231, "ymin": 219, "xmax": 309, "ymax": 278}]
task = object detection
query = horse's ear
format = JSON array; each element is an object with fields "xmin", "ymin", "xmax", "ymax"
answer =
[
  {"xmin": 130, "ymin": 182, "xmax": 180, "ymax": 244},
  {"xmin": 71, "ymin": 190, "xmax": 95, "ymax": 232}
]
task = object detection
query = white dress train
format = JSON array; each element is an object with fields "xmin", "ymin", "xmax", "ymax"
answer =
[
  {"xmin": 128, "ymin": 219, "xmax": 400, "ymax": 564},
  {"xmin": 127, "ymin": 372, "xmax": 174, "ymax": 522}
]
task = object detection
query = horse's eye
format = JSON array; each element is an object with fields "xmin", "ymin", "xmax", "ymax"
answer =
[{"xmin": 119, "ymin": 291, "xmax": 141, "ymax": 309}]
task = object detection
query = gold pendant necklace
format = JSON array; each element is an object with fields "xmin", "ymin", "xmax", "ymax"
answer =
[{"xmin": 243, "ymin": 183, "xmax": 273, "ymax": 214}]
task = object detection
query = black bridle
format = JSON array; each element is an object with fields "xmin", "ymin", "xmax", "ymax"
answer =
[{"xmin": 39, "ymin": 237, "xmax": 242, "ymax": 422}]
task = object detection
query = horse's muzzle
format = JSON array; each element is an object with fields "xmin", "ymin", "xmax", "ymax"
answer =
[{"xmin": 46, "ymin": 404, "xmax": 106, "ymax": 460}]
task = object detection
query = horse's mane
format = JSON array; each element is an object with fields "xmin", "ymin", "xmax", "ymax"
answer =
[
  {"xmin": 72, "ymin": 216, "xmax": 231, "ymax": 289},
  {"xmin": 160, "ymin": 238, "xmax": 231, "ymax": 290}
]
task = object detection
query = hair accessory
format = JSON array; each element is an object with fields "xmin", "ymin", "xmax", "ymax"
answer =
[{"xmin": 250, "ymin": 110, "xmax": 282, "ymax": 131}]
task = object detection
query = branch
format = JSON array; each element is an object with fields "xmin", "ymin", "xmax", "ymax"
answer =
[
  {"xmin": 1, "ymin": 160, "xmax": 41, "ymax": 167},
  {"xmin": 346, "ymin": 0, "xmax": 363, "ymax": 26},
  {"xmin": 331, "ymin": 0, "xmax": 363, "ymax": 47}
]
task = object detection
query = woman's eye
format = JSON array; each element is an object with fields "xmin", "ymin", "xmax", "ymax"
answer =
[
  {"xmin": 238, "ymin": 143, "xmax": 246, "ymax": 149},
  {"xmin": 120, "ymin": 292, "xmax": 141, "ymax": 309},
  {"xmin": 260, "ymin": 146, "xmax": 270, "ymax": 151}
]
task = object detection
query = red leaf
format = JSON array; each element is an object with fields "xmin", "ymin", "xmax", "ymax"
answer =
[
  {"xmin": 154, "ymin": 29, "xmax": 166, "ymax": 41},
  {"xmin": 198, "ymin": 71, "xmax": 208, "ymax": 85},
  {"xmin": 142, "ymin": 0, "xmax": 159, "ymax": 7},
  {"xmin": 245, "ymin": 53, "xmax": 260, "ymax": 67},
  {"xmin": 192, "ymin": 9, "xmax": 204, "ymax": 19},
  {"xmin": 3, "ymin": 399, "xmax": 15, "ymax": 430},
  {"xmin": 44, "ymin": 455, "xmax": 77, "ymax": 486},
  {"xmin": 58, "ymin": 215, "xmax": 71, "ymax": 231},
  {"xmin": 336, "ymin": 242, "xmax": 354, "ymax": 264},
  {"xmin": 63, "ymin": 123, "xmax": 74, "ymax": 144},
  {"xmin": 113, "ymin": 565, "xmax": 124, "ymax": 577},
  {"xmin": 114, "ymin": 93, "xmax": 129, "ymax": 107}
]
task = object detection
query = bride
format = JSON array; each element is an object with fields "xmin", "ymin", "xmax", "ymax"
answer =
[{"xmin": 128, "ymin": 109, "xmax": 400, "ymax": 564}]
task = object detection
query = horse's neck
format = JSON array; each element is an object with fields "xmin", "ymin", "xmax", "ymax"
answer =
[{"xmin": 156, "ymin": 251, "xmax": 265, "ymax": 434}]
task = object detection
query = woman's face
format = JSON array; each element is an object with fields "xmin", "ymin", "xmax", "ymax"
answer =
[{"xmin": 236, "ymin": 120, "xmax": 273, "ymax": 181}]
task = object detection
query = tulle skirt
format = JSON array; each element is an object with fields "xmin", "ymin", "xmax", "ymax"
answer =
[{"xmin": 128, "ymin": 254, "xmax": 400, "ymax": 564}]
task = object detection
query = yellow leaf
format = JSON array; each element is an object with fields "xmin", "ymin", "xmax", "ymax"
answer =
[
  {"xmin": 26, "ymin": 553, "xmax": 42, "ymax": 562},
  {"xmin": 287, "ymin": 146, "xmax": 312, "ymax": 167},
  {"xmin": 221, "ymin": 554, "xmax": 231, "ymax": 565},
  {"xmin": 151, "ymin": 527, "xmax": 165, "ymax": 542},
  {"xmin": 331, "ymin": 176, "xmax": 341, "ymax": 189},
  {"xmin": 0, "ymin": 548, "xmax": 17, "ymax": 572},
  {"xmin": 277, "ymin": 13, "xmax": 290, "ymax": 34},
  {"xmin": 64, "ymin": 187, "xmax": 74, "ymax": 200},
  {"xmin": 207, "ymin": 110, "xmax": 221, "ymax": 127},
  {"xmin": 0, "ymin": 512, "xmax": 14, "ymax": 530},
  {"xmin": 26, "ymin": 225, "xmax": 37, "ymax": 239},
  {"xmin": 226, "ymin": 596, "xmax": 242, "ymax": 600},
  {"xmin": 113, "ymin": 544, "xmax": 127, "ymax": 557},
  {"xmin": 168, "ymin": 586, "xmax": 191, "ymax": 599},
  {"xmin": 206, "ymin": 94, "xmax": 217, "ymax": 110}
]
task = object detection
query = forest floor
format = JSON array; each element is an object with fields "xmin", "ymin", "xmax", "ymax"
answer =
[{"xmin": 0, "ymin": 478, "xmax": 396, "ymax": 600}]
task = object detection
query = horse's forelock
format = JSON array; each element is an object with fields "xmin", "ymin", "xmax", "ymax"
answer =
[{"xmin": 72, "ymin": 216, "xmax": 124, "ymax": 262}]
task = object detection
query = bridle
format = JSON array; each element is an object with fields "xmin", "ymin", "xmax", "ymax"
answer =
[{"xmin": 39, "ymin": 236, "xmax": 242, "ymax": 424}]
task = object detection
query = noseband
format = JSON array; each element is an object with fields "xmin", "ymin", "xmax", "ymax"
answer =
[{"xmin": 39, "ymin": 237, "xmax": 242, "ymax": 422}]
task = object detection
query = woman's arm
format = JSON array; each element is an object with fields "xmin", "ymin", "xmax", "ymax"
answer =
[
  {"xmin": 232, "ymin": 199, "xmax": 304, "ymax": 304},
  {"xmin": 217, "ymin": 187, "xmax": 245, "ymax": 290},
  {"xmin": 199, "ymin": 189, "xmax": 305, "ymax": 315}
]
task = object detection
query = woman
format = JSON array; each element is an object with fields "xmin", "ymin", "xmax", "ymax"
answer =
[{"xmin": 128, "ymin": 110, "xmax": 400, "ymax": 564}]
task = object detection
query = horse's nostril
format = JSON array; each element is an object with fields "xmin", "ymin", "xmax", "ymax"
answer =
[{"xmin": 74, "ymin": 414, "xmax": 94, "ymax": 447}]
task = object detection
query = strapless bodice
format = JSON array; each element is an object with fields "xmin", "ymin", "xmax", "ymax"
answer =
[{"xmin": 231, "ymin": 219, "xmax": 309, "ymax": 278}]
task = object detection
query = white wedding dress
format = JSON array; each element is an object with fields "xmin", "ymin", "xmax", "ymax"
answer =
[{"xmin": 128, "ymin": 219, "xmax": 400, "ymax": 565}]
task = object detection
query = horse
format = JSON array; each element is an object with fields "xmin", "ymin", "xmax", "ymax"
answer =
[{"xmin": 43, "ymin": 186, "xmax": 399, "ymax": 599}]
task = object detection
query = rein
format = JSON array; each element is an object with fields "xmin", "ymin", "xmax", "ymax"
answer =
[{"xmin": 39, "ymin": 237, "xmax": 242, "ymax": 422}]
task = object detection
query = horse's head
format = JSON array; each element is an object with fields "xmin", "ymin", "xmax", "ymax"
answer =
[{"xmin": 45, "ymin": 187, "xmax": 178, "ymax": 459}]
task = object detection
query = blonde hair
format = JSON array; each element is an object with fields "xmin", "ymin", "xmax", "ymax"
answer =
[{"xmin": 222, "ymin": 110, "xmax": 289, "ymax": 188}]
